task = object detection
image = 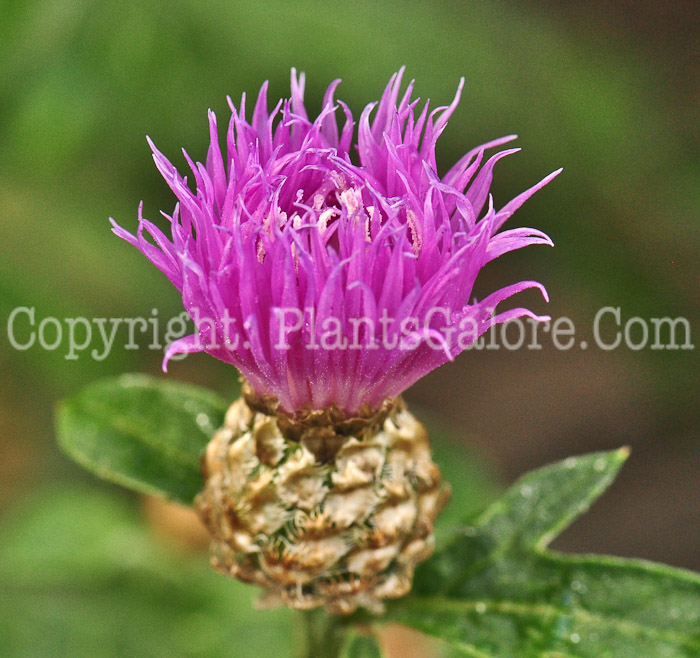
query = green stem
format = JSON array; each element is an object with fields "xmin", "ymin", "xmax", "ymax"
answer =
[{"xmin": 297, "ymin": 608, "xmax": 345, "ymax": 658}]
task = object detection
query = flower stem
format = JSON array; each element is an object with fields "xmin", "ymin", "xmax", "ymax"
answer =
[{"xmin": 297, "ymin": 609, "xmax": 344, "ymax": 658}]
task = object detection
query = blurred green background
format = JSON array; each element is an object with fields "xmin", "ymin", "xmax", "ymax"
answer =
[{"xmin": 1, "ymin": 0, "xmax": 698, "ymax": 655}]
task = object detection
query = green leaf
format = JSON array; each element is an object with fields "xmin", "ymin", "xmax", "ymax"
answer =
[
  {"xmin": 339, "ymin": 631, "xmax": 386, "ymax": 658},
  {"xmin": 387, "ymin": 449, "xmax": 700, "ymax": 658},
  {"xmin": 56, "ymin": 374, "xmax": 229, "ymax": 504},
  {"xmin": 0, "ymin": 486, "xmax": 294, "ymax": 658}
]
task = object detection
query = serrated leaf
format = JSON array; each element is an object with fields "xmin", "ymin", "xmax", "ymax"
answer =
[
  {"xmin": 387, "ymin": 449, "xmax": 700, "ymax": 658},
  {"xmin": 340, "ymin": 631, "xmax": 386, "ymax": 658},
  {"xmin": 56, "ymin": 374, "xmax": 229, "ymax": 504}
]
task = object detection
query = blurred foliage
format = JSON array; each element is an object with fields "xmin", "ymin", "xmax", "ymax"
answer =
[{"xmin": 0, "ymin": 486, "xmax": 296, "ymax": 658}]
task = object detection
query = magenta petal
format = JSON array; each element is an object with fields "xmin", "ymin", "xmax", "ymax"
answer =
[{"xmin": 162, "ymin": 333, "xmax": 206, "ymax": 371}]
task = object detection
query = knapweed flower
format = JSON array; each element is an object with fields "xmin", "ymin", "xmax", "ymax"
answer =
[
  {"xmin": 112, "ymin": 69, "xmax": 559, "ymax": 614},
  {"xmin": 112, "ymin": 68, "xmax": 558, "ymax": 416}
]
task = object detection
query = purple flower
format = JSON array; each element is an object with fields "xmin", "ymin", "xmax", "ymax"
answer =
[{"xmin": 112, "ymin": 68, "xmax": 560, "ymax": 414}]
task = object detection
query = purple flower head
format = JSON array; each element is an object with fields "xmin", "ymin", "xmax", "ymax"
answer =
[{"xmin": 112, "ymin": 69, "xmax": 560, "ymax": 414}]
